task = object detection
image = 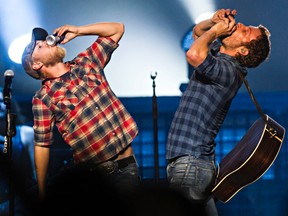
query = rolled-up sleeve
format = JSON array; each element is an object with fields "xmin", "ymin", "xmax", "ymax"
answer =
[{"xmin": 32, "ymin": 97, "xmax": 54, "ymax": 146}]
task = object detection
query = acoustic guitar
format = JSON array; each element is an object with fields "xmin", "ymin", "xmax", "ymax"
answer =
[{"xmin": 211, "ymin": 114, "xmax": 285, "ymax": 203}]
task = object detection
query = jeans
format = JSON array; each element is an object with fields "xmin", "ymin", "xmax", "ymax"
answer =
[
  {"xmin": 167, "ymin": 155, "xmax": 218, "ymax": 216},
  {"xmin": 65, "ymin": 156, "xmax": 141, "ymax": 194},
  {"xmin": 106, "ymin": 161, "xmax": 141, "ymax": 193}
]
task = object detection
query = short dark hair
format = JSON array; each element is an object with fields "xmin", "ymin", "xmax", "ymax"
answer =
[{"xmin": 235, "ymin": 25, "xmax": 271, "ymax": 68}]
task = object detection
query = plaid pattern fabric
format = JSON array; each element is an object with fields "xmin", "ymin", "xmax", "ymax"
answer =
[
  {"xmin": 166, "ymin": 41, "xmax": 247, "ymax": 161},
  {"xmin": 32, "ymin": 37, "xmax": 138, "ymax": 163}
]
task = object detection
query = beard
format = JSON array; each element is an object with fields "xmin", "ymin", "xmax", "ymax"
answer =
[{"xmin": 42, "ymin": 46, "xmax": 67, "ymax": 67}]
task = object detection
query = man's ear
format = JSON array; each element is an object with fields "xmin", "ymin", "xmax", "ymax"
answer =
[
  {"xmin": 32, "ymin": 61, "xmax": 43, "ymax": 71},
  {"xmin": 238, "ymin": 46, "xmax": 249, "ymax": 56}
]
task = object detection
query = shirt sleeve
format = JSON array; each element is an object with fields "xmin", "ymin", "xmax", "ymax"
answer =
[
  {"xmin": 76, "ymin": 36, "xmax": 119, "ymax": 70},
  {"xmin": 194, "ymin": 41, "xmax": 237, "ymax": 86},
  {"xmin": 32, "ymin": 97, "xmax": 54, "ymax": 146}
]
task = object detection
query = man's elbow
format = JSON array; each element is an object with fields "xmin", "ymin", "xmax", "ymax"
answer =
[
  {"xmin": 118, "ymin": 22, "xmax": 125, "ymax": 35},
  {"xmin": 186, "ymin": 49, "xmax": 203, "ymax": 67}
]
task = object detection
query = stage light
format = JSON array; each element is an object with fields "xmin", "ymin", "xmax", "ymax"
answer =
[
  {"xmin": 195, "ymin": 12, "xmax": 214, "ymax": 24},
  {"xmin": 179, "ymin": 0, "xmax": 215, "ymax": 22},
  {"xmin": 8, "ymin": 34, "xmax": 31, "ymax": 64},
  {"xmin": 181, "ymin": 28, "xmax": 194, "ymax": 52},
  {"xmin": 0, "ymin": 0, "xmax": 41, "ymax": 64}
]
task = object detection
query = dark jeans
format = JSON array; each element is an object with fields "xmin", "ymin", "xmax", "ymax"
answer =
[
  {"xmin": 96, "ymin": 156, "xmax": 141, "ymax": 193},
  {"xmin": 49, "ymin": 155, "xmax": 141, "ymax": 195},
  {"xmin": 27, "ymin": 156, "xmax": 141, "ymax": 216}
]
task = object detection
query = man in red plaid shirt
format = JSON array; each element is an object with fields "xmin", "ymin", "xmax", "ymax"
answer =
[{"xmin": 21, "ymin": 22, "xmax": 140, "ymax": 199}]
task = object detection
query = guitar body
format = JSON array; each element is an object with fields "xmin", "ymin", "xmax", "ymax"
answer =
[{"xmin": 211, "ymin": 114, "xmax": 285, "ymax": 203}]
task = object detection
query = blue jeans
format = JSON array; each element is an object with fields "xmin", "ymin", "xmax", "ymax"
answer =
[{"xmin": 167, "ymin": 155, "xmax": 218, "ymax": 216}]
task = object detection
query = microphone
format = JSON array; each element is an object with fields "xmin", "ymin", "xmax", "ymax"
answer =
[
  {"xmin": 46, "ymin": 33, "xmax": 65, "ymax": 46},
  {"xmin": 3, "ymin": 70, "xmax": 14, "ymax": 105}
]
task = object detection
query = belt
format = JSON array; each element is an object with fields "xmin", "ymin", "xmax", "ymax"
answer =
[
  {"xmin": 114, "ymin": 156, "xmax": 136, "ymax": 169},
  {"xmin": 97, "ymin": 155, "xmax": 136, "ymax": 174},
  {"xmin": 75, "ymin": 156, "xmax": 136, "ymax": 175}
]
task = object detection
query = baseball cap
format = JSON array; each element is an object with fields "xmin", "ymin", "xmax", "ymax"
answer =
[{"xmin": 21, "ymin": 28, "xmax": 48, "ymax": 79}]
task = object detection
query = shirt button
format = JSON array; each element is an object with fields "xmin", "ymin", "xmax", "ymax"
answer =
[
  {"xmin": 96, "ymin": 107, "xmax": 99, "ymax": 109},
  {"xmin": 112, "ymin": 132, "xmax": 116, "ymax": 136}
]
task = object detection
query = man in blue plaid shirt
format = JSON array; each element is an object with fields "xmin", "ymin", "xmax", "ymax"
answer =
[{"xmin": 166, "ymin": 9, "xmax": 271, "ymax": 215}]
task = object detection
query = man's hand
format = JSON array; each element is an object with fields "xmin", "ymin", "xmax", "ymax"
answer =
[
  {"xmin": 53, "ymin": 25, "xmax": 78, "ymax": 44},
  {"xmin": 211, "ymin": 13, "xmax": 237, "ymax": 39},
  {"xmin": 211, "ymin": 9, "xmax": 237, "ymax": 24},
  {"xmin": 192, "ymin": 8, "xmax": 237, "ymax": 40}
]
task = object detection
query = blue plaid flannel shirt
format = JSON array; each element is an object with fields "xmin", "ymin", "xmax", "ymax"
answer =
[{"xmin": 166, "ymin": 41, "xmax": 247, "ymax": 161}]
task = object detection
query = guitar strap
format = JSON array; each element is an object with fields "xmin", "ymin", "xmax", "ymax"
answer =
[{"xmin": 238, "ymin": 71, "xmax": 268, "ymax": 123}]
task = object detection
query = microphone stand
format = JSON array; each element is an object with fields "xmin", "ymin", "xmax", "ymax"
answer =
[
  {"xmin": 3, "ymin": 89, "xmax": 16, "ymax": 216},
  {"xmin": 150, "ymin": 72, "xmax": 159, "ymax": 184}
]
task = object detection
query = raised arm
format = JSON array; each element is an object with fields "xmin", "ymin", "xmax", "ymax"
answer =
[
  {"xmin": 187, "ymin": 9, "xmax": 237, "ymax": 67},
  {"xmin": 54, "ymin": 22, "xmax": 125, "ymax": 45},
  {"xmin": 193, "ymin": 9, "xmax": 237, "ymax": 40}
]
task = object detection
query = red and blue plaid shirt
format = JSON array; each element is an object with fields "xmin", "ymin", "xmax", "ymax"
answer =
[{"xmin": 32, "ymin": 37, "xmax": 138, "ymax": 163}]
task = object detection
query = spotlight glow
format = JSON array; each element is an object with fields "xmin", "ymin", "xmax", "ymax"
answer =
[
  {"xmin": 8, "ymin": 34, "xmax": 31, "ymax": 64},
  {"xmin": 195, "ymin": 12, "xmax": 214, "ymax": 24},
  {"xmin": 0, "ymin": 0, "xmax": 40, "ymax": 64},
  {"xmin": 179, "ymin": 0, "xmax": 215, "ymax": 23}
]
